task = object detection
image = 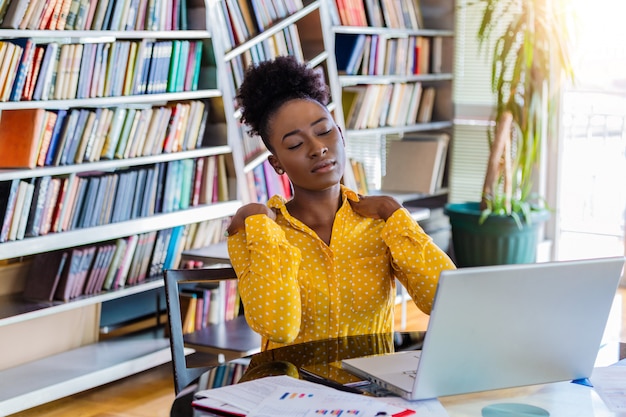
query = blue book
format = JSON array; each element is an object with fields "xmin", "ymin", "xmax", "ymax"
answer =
[
  {"xmin": 61, "ymin": 109, "xmax": 90, "ymax": 165},
  {"xmin": 52, "ymin": 109, "xmax": 80, "ymax": 166},
  {"xmin": 101, "ymin": 0, "xmax": 117, "ymax": 30},
  {"xmin": 110, "ymin": 171, "xmax": 128, "ymax": 223},
  {"xmin": 76, "ymin": 43, "xmax": 96, "ymax": 99},
  {"xmin": 161, "ymin": 160, "xmax": 180, "ymax": 213},
  {"xmin": 162, "ymin": 225, "xmax": 184, "ymax": 270},
  {"xmin": 44, "ymin": 109, "xmax": 68, "ymax": 166},
  {"xmin": 130, "ymin": 168, "xmax": 147, "ymax": 219},
  {"xmin": 32, "ymin": 43, "xmax": 58, "ymax": 101},
  {"xmin": 153, "ymin": 162, "xmax": 167, "ymax": 213},
  {"xmin": 8, "ymin": 38, "xmax": 35, "ymax": 102},
  {"xmin": 139, "ymin": 166, "xmax": 156, "ymax": 217},
  {"xmin": 144, "ymin": 41, "xmax": 159, "ymax": 94}
]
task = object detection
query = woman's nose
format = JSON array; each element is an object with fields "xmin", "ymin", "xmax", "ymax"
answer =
[{"xmin": 308, "ymin": 137, "xmax": 328, "ymax": 157}]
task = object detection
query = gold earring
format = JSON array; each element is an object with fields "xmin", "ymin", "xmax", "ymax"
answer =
[{"xmin": 277, "ymin": 168, "xmax": 284, "ymax": 175}]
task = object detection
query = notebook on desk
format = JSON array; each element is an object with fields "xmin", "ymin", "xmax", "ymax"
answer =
[{"xmin": 342, "ymin": 257, "xmax": 625, "ymax": 400}]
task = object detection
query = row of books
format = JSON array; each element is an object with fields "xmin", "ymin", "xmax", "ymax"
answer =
[
  {"xmin": 350, "ymin": 158, "xmax": 369, "ymax": 195},
  {"xmin": 238, "ymin": 126, "xmax": 266, "ymax": 164},
  {"xmin": 203, "ymin": 359, "xmax": 250, "ymax": 389},
  {"xmin": 246, "ymin": 160, "xmax": 292, "ymax": 203},
  {"xmin": 22, "ymin": 218, "xmax": 229, "ymax": 302},
  {"xmin": 220, "ymin": 0, "xmax": 303, "ymax": 46},
  {"xmin": 180, "ymin": 278, "xmax": 240, "ymax": 334},
  {"xmin": 0, "ymin": 155, "xmax": 230, "ymax": 242},
  {"xmin": 0, "ymin": 0, "xmax": 190, "ymax": 31},
  {"xmin": 332, "ymin": 0, "xmax": 423, "ymax": 29},
  {"xmin": 228, "ymin": 24, "xmax": 303, "ymax": 89},
  {"xmin": 342, "ymin": 82, "xmax": 436, "ymax": 130},
  {"xmin": 0, "ymin": 101, "xmax": 209, "ymax": 169},
  {"xmin": 336, "ymin": 34, "xmax": 435, "ymax": 77},
  {"xmin": 0, "ymin": 37, "xmax": 203, "ymax": 103}
]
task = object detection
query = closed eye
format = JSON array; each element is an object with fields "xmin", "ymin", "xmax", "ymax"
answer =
[{"xmin": 288, "ymin": 143, "xmax": 302, "ymax": 150}]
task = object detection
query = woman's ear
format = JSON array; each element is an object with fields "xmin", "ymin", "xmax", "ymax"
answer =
[{"xmin": 268, "ymin": 155, "xmax": 285, "ymax": 175}]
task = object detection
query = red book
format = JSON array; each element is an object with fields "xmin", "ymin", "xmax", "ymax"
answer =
[
  {"xmin": 22, "ymin": 45, "xmax": 45, "ymax": 101},
  {"xmin": 36, "ymin": 111, "xmax": 59, "ymax": 166},
  {"xmin": 49, "ymin": 176, "xmax": 70, "ymax": 233},
  {"xmin": 38, "ymin": 0, "xmax": 59, "ymax": 29},
  {"xmin": 191, "ymin": 156, "xmax": 205, "ymax": 206}
]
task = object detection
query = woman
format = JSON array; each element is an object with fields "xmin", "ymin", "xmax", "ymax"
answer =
[{"xmin": 227, "ymin": 56, "xmax": 455, "ymax": 351}]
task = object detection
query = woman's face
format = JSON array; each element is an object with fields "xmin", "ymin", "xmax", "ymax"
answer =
[{"xmin": 267, "ymin": 98, "xmax": 345, "ymax": 192}]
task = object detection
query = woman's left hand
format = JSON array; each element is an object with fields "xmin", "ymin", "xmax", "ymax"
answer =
[{"xmin": 349, "ymin": 195, "xmax": 402, "ymax": 220}]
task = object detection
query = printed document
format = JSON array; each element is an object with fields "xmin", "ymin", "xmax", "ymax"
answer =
[{"xmin": 193, "ymin": 375, "xmax": 449, "ymax": 416}]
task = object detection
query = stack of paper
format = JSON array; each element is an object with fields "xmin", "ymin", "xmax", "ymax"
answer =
[{"xmin": 193, "ymin": 375, "xmax": 449, "ymax": 417}]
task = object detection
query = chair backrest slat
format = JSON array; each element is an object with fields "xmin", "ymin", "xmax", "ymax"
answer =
[{"xmin": 164, "ymin": 266, "xmax": 243, "ymax": 394}]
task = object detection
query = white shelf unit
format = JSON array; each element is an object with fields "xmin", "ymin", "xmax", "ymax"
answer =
[
  {"xmin": 207, "ymin": 0, "xmax": 348, "ymax": 203},
  {"xmin": 0, "ymin": 0, "xmax": 243, "ymax": 412},
  {"xmin": 328, "ymin": 0, "xmax": 455, "ymax": 195}
]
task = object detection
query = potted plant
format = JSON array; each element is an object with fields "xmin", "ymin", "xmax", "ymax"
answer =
[{"xmin": 445, "ymin": 0, "xmax": 576, "ymax": 266}]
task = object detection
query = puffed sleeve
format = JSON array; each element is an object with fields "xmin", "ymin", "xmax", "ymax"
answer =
[
  {"xmin": 227, "ymin": 214, "xmax": 303, "ymax": 344},
  {"xmin": 381, "ymin": 208, "xmax": 456, "ymax": 314}
]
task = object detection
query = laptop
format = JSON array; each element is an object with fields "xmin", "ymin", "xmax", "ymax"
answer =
[{"xmin": 342, "ymin": 257, "xmax": 625, "ymax": 400}]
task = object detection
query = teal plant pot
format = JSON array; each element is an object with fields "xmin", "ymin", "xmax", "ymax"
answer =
[{"xmin": 444, "ymin": 202, "xmax": 550, "ymax": 267}]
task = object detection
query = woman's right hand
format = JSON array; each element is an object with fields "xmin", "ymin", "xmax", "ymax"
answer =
[{"xmin": 227, "ymin": 203, "xmax": 277, "ymax": 236}]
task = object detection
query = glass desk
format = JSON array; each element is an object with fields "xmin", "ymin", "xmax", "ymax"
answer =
[{"xmin": 170, "ymin": 332, "xmax": 625, "ymax": 417}]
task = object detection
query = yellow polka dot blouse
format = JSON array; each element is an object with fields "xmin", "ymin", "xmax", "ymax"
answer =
[{"xmin": 227, "ymin": 186, "xmax": 456, "ymax": 351}]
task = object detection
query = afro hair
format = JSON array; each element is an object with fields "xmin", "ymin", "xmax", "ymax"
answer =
[{"xmin": 236, "ymin": 56, "xmax": 330, "ymax": 146}]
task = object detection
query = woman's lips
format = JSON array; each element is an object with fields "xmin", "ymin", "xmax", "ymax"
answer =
[{"xmin": 311, "ymin": 160, "xmax": 335, "ymax": 173}]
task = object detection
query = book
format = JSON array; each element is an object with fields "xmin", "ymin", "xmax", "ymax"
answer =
[
  {"xmin": 102, "ymin": 238, "xmax": 128, "ymax": 290},
  {"xmin": 0, "ymin": 108, "xmax": 47, "ymax": 168},
  {"xmin": 23, "ymin": 250, "xmax": 69, "ymax": 301},
  {"xmin": 14, "ymin": 180, "xmax": 35, "ymax": 240},
  {"xmin": 32, "ymin": 42, "xmax": 58, "ymax": 101},
  {"xmin": 70, "ymin": 245, "xmax": 97, "ymax": 298},
  {"xmin": 0, "ymin": 41, "xmax": 21, "ymax": 101},
  {"xmin": 36, "ymin": 110, "xmax": 59, "ymax": 166},
  {"xmin": 38, "ymin": 177, "xmax": 61, "ymax": 235},
  {"xmin": 83, "ymin": 244, "xmax": 108, "ymax": 295},
  {"xmin": 22, "ymin": 44, "xmax": 44, "ymax": 100},
  {"xmin": 0, "ymin": 0, "xmax": 31, "ymax": 28},
  {"xmin": 112, "ymin": 234, "xmax": 138, "ymax": 288},
  {"xmin": 381, "ymin": 133, "xmax": 450, "ymax": 194},
  {"xmin": 415, "ymin": 86, "xmax": 436, "ymax": 123},
  {"xmin": 0, "ymin": 179, "xmax": 20, "ymax": 242},
  {"xmin": 90, "ymin": 0, "xmax": 110, "ymax": 29},
  {"xmin": 54, "ymin": 247, "xmax": 84, "ymax": 301},
  {"xmin": 44, "ymin": 109, "xmax": 67, "ymax": 166},
  {"xmin": 52, "ymin": 108, "xmax": 80, "ymax": 166},
  {"xmin": 8, "ymin": 37, "xmax": 35, "ymax": 101},
  {"xmin": 101, "ymin": 107, "xmax": 128, "ymax": 159},
  {"xmin": 24, "ymin": 175, "xmax": 51, "ymax": 237}
]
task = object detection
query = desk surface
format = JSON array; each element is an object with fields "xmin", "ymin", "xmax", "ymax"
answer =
[{"xmin": 171, "ymin": 333, "xmax": 625, "ymax": 417}]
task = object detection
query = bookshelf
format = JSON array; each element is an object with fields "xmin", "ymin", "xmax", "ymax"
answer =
[
  {"xmin": 0, "ymin": 0, "xmax": 243, "ymax": 414},
  {"xmin": 206, "ymin": 0, "xmax": 346, "ymax": 203},
  {"xmin": 328, "ymin": 0, "xmax": 455, "ymax": 196}
]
